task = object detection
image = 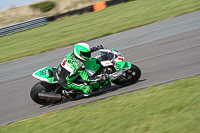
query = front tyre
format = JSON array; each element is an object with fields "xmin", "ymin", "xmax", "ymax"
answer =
[
  {"xmin": 112, "ymin": 64, "xmax": 141, "ymax": 85},
  {"xmin": 30, "ymin": 82, "xmax": 61, "ymax": 105}
]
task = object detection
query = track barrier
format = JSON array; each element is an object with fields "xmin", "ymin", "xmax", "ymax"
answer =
[
  {"xmin": 0, "ymin": 17, "xmax": 47, "ymax": 37},
  {"xmin": 93, "ymin": 1, "xmax": 107, "ymax": 12}
]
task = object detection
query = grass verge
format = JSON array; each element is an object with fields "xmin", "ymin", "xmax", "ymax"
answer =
[
  {"xmin": 1, "ymin": 0, "xmax": 200, "ymax": 63},
  {"xmin": 0, "ymin": 75, "xmax": 200, "ymax": 132}
]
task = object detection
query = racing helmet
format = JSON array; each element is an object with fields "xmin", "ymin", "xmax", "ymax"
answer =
[{"xmin": 74, "ymin": 43, "xmax": 91, "ymax": 61}]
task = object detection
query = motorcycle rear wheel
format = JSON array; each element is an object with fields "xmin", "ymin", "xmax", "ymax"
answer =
[
  {"xmin": 112, "ymin": 64, "xmax": 141, "ymax": 85},
  {"xmin": 30, "ymin": 82, "xmax": 62, "ymax": 105}
]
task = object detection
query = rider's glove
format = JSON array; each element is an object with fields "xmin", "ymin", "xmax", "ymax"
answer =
[
  {"xmin": 97, "ymin": 45, "xmax": 104, "ymax": 50},
  {"xmin": 91, "ymin": 45, "xmax": 104, "ymax": 53}
]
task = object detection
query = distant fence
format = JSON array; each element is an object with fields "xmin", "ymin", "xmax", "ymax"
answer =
[{"xmin": 0, "ymin": 17, "xmax": 47, "ymax": 37}]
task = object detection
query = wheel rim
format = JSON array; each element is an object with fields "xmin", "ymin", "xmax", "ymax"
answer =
[{"xmin": 115, "ymin": 70, "xmax": 137, "ymax": 85}]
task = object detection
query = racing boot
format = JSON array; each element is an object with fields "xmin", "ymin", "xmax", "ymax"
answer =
[
  {"xmin": 62, "ymin": 89, "xmax": 74, "ymax": 98},
  {"xmin": 83, "ymin": 85, "xmax": 92, "ymax": 97},
  {"xmin": 64, "ymin": 83, "xmax": 92, "ymax": 97},
  {"xmin": 100, "ymin": 81, "xmax": 111, "ymax": 90}
]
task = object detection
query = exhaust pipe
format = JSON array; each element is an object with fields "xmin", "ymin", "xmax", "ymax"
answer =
[{"xmin": 38, "ymin": 92, "xmax": 63, "ymax": 100}]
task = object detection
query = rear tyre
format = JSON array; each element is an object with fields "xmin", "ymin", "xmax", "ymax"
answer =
[
  {"xmin": 112, "ymin": 64, "xmax": 141, "ymax": 85},
  {"xmin": 30, "ymin": 82, "xmax": 62, "ymax": 105}
]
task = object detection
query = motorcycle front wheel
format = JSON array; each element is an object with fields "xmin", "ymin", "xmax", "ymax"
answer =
[
  {"xmin": 30, "ymin": 82, "xmax": 62, "ymax": 105},
  {"xmin": 112, "ymin": 64, "xmax": 141, "ymax": 85}
]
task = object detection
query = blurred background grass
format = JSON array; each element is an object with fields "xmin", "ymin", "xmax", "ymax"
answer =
[
  {"xmin": 0, "ymin": 0, "xmax": 200, "ymax": 63},
  {"xmin": 0, "ymin": 74, "xmax": 199, "ymax": 132}
]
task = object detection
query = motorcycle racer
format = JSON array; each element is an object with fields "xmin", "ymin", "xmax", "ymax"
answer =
[
  {"xmin": 57, "ymin": 43, "xmax": 104, "ymax": 96},
  {"xmin": 31, "ymin": 44, "xmax": 141, "ymax": 105}
]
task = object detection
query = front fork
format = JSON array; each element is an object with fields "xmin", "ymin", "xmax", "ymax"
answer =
[{"xmin": 109, "ymin": 62, "xmax": 132, "ymax": 81}]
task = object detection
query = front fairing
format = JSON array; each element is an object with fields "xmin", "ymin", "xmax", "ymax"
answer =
[
  {"xmin": 98, "ymin": 49, "xmax": 129, "ymax": 71},
  {"xmin": 111, "ymin": 49, "xmax": 125, "ymax": 59},
  {"xmin": 111, "ymin": 49, "xmax": 126, "ymax": 71},
  {"xmin": 114, "ymin": 61, "xmax": 126, "ymax": 71}
]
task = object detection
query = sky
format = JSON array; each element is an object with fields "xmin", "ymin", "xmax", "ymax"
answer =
[{"xmin": 0, "ymin": 0, "xmax": 43, "ymax": 11}]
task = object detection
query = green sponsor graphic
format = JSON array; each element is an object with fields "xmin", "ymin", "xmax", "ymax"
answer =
[
  {"xmin": 115, "ymin": 61, "xmax": 126, "ymax": 71},
  {"xmin": 84, "ymin": 57, "xmax": 100, "ymax": 72},
  {"xmin": 39, "ymin": 70, "xmax": 47, "ymax": 76},
  {"xmin": 124, "ymin": 62, "xmax": 131, "ymax": 68}
]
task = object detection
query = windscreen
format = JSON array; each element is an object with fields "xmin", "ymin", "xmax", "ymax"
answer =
[{"xmin": 99, "ymin": 52, "xmax": 115, "ymax": 61}]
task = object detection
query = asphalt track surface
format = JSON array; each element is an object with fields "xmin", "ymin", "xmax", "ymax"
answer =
[{"xmin": 0, "ymin": 11, "xmax": 200, "ymax": 125}]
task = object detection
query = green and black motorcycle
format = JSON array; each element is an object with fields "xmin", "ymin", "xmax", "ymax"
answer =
[{"xmin": 30, "ymin": 48, "xmax": 141, "ymax": 105}]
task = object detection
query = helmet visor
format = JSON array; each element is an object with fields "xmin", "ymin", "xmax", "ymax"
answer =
[{"xmin": 80, "ymin": 51, "xmax": 91, "ymax": 58}]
